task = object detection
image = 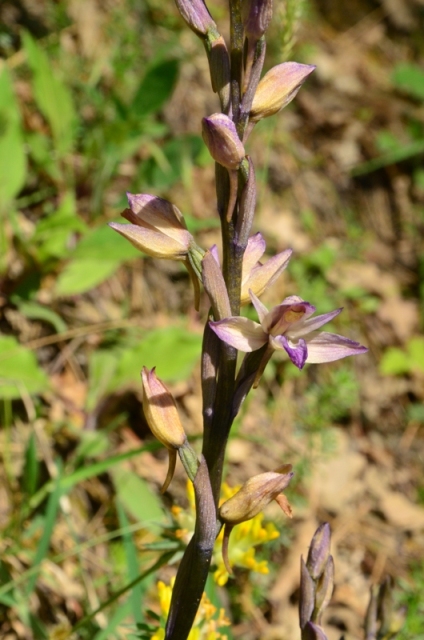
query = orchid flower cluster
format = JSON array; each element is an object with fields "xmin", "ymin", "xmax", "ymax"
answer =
[{"xmin": 109, "ymin": 1, "xmax": 368, "ymax": 638}]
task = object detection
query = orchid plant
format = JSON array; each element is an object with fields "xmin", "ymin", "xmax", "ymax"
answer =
[{"xmin": 109, "ymin": 1, "xmax": 368, "ymax": 638}]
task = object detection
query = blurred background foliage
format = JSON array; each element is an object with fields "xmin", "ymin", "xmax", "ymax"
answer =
[{"xmin": 0, "ymin": 0, "xmax": 423, "ymax": 638}]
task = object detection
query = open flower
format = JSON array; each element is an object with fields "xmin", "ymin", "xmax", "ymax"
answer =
[
  {"xmin": 109, "ymin": 193, "xmax": 192, "ymax": 260},
  {"xmin": 241, "ymin": 233, "xmax": 292, "ymax": 304},
  {"xmin": 210, "ymin": 290, "xmax": 368, "ymax": 377}
]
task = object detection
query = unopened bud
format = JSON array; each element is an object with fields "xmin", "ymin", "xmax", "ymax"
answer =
[
  {"xmin": 242, "ymin": 0, "xmax": 273, "ymax": 40},
  {"xmin": 299, "ymin": 557, "xmax": 315, "ymax": 629},
  {"xmin": 174, "ymin": 0, "xmax": 218, "ymax": 37},
  {"xmin": 250, "ymin": 62, "xmax": 315, "ymax": 122},
  {"xmin": 141, "ymin": 367, "xmax": 187, "ymax": 492},
  {"xmin": 301, "ymin": 622, "xmax": 329, "ymax": 640},
  {"xmin": 202, "ymin": 113, "xmax": 246, "ymax": 170},
  {"xmin": 306, "ymin": 522, "xmax": 331, "ymax": 579},
  {"xmin": 219, "ymin": 464, "xmax": 293, "ymax": 525},
  {"xmin": 314, "ymin": 555, "xmax": 334, "ymax": 623},
  {"xmin": 208, "ymin": 35, "xmax": 231, "ymax": 114}
]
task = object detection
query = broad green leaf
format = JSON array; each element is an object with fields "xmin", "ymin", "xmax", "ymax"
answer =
[
  {"xmin": 55, "ymin": 257, "xmax": 121, "ymax": 296},
  {"xmin": 73, "ymin": 225, "xmax": 140, "ymax": 261},
  {"xmin": 407, "ymin": 337, "xmax": 424, "ymax": 373},
  {"xmin": 32, "ymin": 191, "xmax": 86, "ymax": 263},
  {"xmin": 392, "ymin": 63, "xmax": 424, "ymax": 101},
  {"xmin": 113, "ymin": 326, "xmax": 202, "ymax": 386},
  {"xmin": 380, "ymin": 347, "xmax": 410, "ymax": 376},
  {"xmin": 0, "ymin": 336, "xmax": 49, "ymax": 399},
  {"xmin": 55, "ymin": 225, "xmax": 141, "ymax": 295},
  {"xmin": 22, "ymin": 31, "xmax": 77, "ymax": 156},
  {"xmin": 26, "ymin": 131, "xmax": 61, "ymax": 182},
  {"xmin": 131, "ymin": 59, "xmax": 179, "ymax": 116},
  {"xmin": 0, "ymin": 68, "xmax": 26, "ymax": 204},
  {"xmin": 112, "ymin": 467, "xmax": 164, "ymax": 534},
  {"xmin": 139, "ymin": 134, "xmax": 203, "ymax": 190},
  {"xmin": 13, "ymin": 300, "xmax": 68, "ymax": 334}
]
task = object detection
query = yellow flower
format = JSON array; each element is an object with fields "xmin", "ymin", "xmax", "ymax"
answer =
[{"xmin": 149, "ymin": 578, "xmax": 229, "ymax": 640}]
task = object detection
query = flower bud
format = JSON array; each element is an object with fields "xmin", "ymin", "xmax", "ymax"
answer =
[
  {"xmin": 202, "ymin": 114, "xmax": 245, "ymax": 170},
  {"xmin": 109, "ymin": 193, "xmax": 192, "ymax": 260},
  {"xmin": 219, "ymin": 464, "xmax": 293, "ymax": 525},
  {"xmin": 314, "ymin": 555, "xmax": 334, "ymax": 623},
  {"xmin": 306, "ymin": 522, "xmax": 331, "ymax": 580},
  {"xmin": 141, "ymin": 367, "xmax": 187, "ymax": 492},
  {"xmin": 301, "ymin": 622, "xmax": 329, "ymax": 640},
  {"xmin": 242, "ymin": 0, "xmax": 273, "ymax": 40},
  {"xmin": 299, "ymin": 557, "xmax": 315, "ymax": 629},
  {"xmin": 250, "ymin": 62, "xmax": 315, "ymax": 122},
  {"xmin": 174, "ymin": 0, "xmax": 218, "ymax": 37},
  {"xmin": 208, "ymin": 35, "xmax": 231, "ymax": 114}
]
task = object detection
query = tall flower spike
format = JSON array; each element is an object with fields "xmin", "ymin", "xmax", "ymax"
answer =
[
  {"xmin": 109, "ymin": 193, "xmax": 192, "ymax": 260},
  {"xmin": 250, "ymin": 62, "xmax": 316, "ymax": 123},
  {"xmin": 141, "ymin": 367, "xmax": 187, "ymax": 493},
  {"xmin": 219, "ymin": 465, "xmax": 293, "ymax": 573},
  {"xmin": 210, "ymin": 289, "xmax": 368, "ymax": 385}
]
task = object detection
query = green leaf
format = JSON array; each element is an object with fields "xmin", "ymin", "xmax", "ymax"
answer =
[
  {"xmin": 13, "ymin": 300, "xmax": 68, "ymax": 334},
  {"xmin": 25, "ymin": 468, "xmax": 63, "ymax": 596},
  {"xmin": 73, "ymin": 225, "xmax": 140, "ymax": 261},
  {"xmin": 131, "ymin": 59, "xmax": 179, "ymax": 116},
  {"xmin": 22, "ymin": 31, "xmax": 77, "ymax": 156},
  {"xmin": 55, "ymin": 225, "xmax": 142, "ymax": 295},
  {"xmin": 32, "ymin": 191, "xmax": 86, "ymax": 263},
  {"xmin": 380, "ymin": 346, "xmax": 410, "ymax": 376},
  {"xmin": 392, "ymin": 63, "xmax": 424, "ymax": 101},
  {"xmin": 140, "ymin": 134, "xmax": 203, "ymax": 190},
  {"xmin": 0, "ymin": 336, "xmax": 49, "ymax": 399},
  {"xmin": 112, "ymin": 467, "xmax": 164, "ymax": 534},
  {"xmin": 113, "ymin": 326, "xmax": 202, "ymax": 387},
  {"xmin": 22, "ymin": 433, "xmax": 40, "ymax": 497},
  {"xmin": 116, "ymin": 501, "xmax": 145, "ymax": 625},
  {"xmin": 55, "ymin": 257, "xmax": 121, "ymax": 296},
  {"xmin": 407, "ymin": 337, "xmax": 424, "ymax": 373},
  {"xmin": 0, "ymin": 68, "xmax": 26, "ymax": 205}
]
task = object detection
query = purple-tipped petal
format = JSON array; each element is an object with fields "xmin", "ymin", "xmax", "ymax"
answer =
[
  {"xmin": 209, "ymin": 317, "xmax": 267, "ymax": 352},
  {"xmin": 305, "ymin": 332, "xmax": 368, "ymax": 364},
  {"xmin": 289, "ymin": 307, "xmax": 343, "ymax": 339},
  {"xmin": 275, "ymin": 335, "xmax": 308, "ymax": 369}
]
